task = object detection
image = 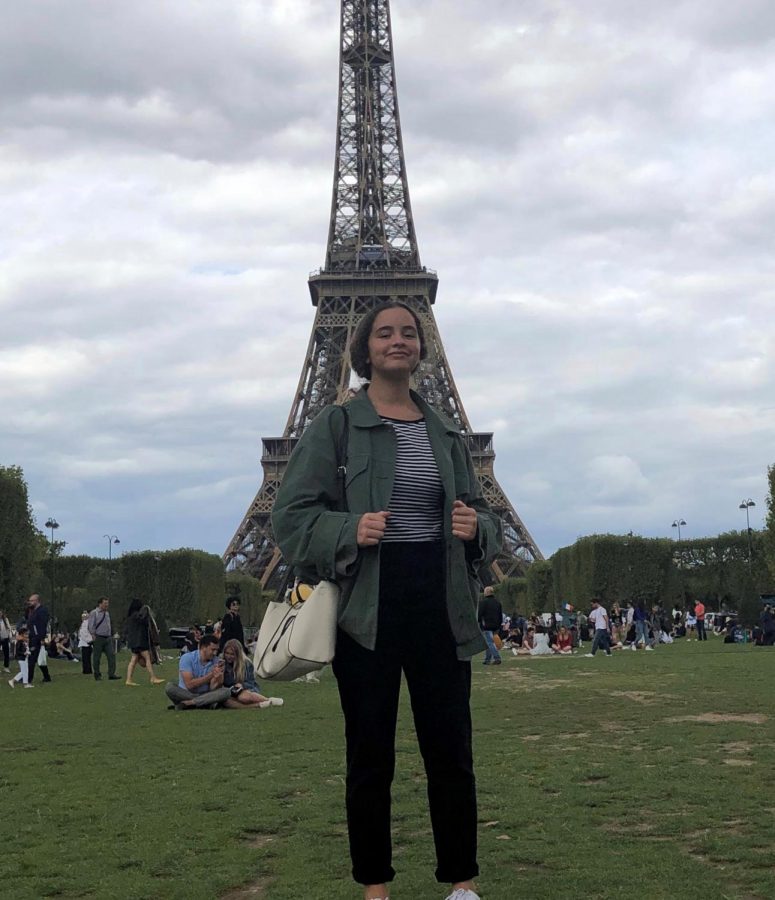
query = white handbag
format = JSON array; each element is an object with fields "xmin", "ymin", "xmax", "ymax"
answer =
[{"xmin": 253, "ymin": 581, "xmax": 339, "ymax": 681}]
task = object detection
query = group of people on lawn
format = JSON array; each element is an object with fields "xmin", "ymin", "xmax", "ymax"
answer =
[
  {"xmin": 474, "ymin": 592, "xmax": 760, "ymax": 664},
  {"xmin": 5, "ymin": 593, "xmax": 166, "ymax": 687},
  {"xmin": 4, "ymin": 594, "xmax": 285, "ymax": 712}
]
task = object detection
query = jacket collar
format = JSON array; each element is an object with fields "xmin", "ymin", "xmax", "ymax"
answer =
[{"xmin": 346, "ymin": 387, "xmax": 459, "ymax": 436}]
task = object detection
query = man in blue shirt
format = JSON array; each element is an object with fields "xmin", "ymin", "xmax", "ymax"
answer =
[{"xmin": 165, "ymin": 634, "xmax": 232, "ymax": 710}]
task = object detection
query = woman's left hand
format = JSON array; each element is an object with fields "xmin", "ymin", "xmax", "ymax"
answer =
[{"xmin": 451, "ymin": 500, "xmax": 478, "ymax": 541}]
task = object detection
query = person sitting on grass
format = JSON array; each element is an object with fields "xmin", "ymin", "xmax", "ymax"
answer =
[
  {"xmin": 552, "ymin": 626, "xmax": 573, "ymax": 655},
  {"xmin": 182, "ymin": 626, "xmax": 202, "ymax": 654},
  {"xmin": 513, "ymin": 628, "xmax": 536, "ymax": 656},
  {"xmin": 221, "ymin": 639, "xmax": 283, "ymax": 709},
  {"xmin": 49, "ymin": 632, "xmax": 77, "ymax": 661},
  {"xmin": 164, "ymin": 634, "xmax": 234, "ymax": 710},
  {"xmin": 504, "ymin": 623, "xmax": 523, "ymax": 650}
]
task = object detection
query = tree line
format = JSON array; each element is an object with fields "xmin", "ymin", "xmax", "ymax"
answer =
[{"xmin": 3, "ymin": 463, "xmax": 775, "ymax": 633}]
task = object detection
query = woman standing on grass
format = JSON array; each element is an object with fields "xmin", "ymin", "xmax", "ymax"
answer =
[
  {"xmin": 0, "ymin": 609, "xmax": 11, "ymax": 673},
  {"xmin": 124, "ymin": 598, "xmax": 164, "ymax": 686},
  {"xmin": 273, "ymin": 302, "xmax": 502, "ymax": 900}
]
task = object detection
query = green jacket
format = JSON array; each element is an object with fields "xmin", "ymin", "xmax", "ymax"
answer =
[{"xmin": 272, "ymin": 389, "xmax": 502, "ymax": 660}]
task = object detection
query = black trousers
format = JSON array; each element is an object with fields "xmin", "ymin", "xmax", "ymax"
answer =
[
  {"xmin": 696, "ymin": 620, "xmax": 707, "ymax": 641},
  {"xmin": 81, "ymin": 645, "xmax": 93, "ymax": 674},
  {"xmin": 28, "ymin": 645, "xmax": 51, "ymax": 683},
  {"xmin": 1, "ymin": 638, "xmax": 9, "ymax": 669},
  {"xmin": 332, "ymin": 541, "xmax": 478, "ymax": 886}
]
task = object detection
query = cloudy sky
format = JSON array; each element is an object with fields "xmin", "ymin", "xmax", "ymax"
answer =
[{"xmin": 2, "ymin": 0, "xmax": 773, "ymax": 565}]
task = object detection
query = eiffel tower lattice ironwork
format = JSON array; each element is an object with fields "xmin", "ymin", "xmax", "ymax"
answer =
[{"xmin": 224, "ymin": 0, "xmax": 543, "ymax": 586}]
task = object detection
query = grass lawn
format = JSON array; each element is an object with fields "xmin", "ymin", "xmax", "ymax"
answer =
[{"xmin": 2, "ymin": 640, "xmax": 774, "ymax": 899}]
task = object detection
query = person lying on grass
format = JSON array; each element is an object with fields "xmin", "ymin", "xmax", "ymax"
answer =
[{"xmin": 221, "ymin": 639, "xmax": 283, "ymax": 709}]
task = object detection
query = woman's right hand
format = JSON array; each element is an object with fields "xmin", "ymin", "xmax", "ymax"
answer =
[{"xmin": 357, "ymin": 511, "xmax": 391, "ymax": 547}]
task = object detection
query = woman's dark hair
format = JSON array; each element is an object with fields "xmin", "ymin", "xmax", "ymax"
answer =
[
  {"xmin": 127, "ymin": 597, "xmax": 143, "ymax": 618},
  {"xmin": 349, "ymin": 302, "xmax": 427, "ymax": 380}
]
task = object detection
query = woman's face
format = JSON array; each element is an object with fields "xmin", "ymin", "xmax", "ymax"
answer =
[
  {"xmin": 367, "ymin": 307, "xmax": 421, "ymax": 380},
  {"xmin": 223, "ymin": 646, "xmax": 236, "ymax": 663}
]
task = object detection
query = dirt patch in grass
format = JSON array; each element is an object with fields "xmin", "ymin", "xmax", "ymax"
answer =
[
  {"xmin": 532, "ymin": 679, "xmax": 574, "ymax": 690},
  {"xmin": 514, "ymin": 861, "xmax": 549, "ymax": 872},
  {"xmin": 241, "ymin": 834, "xmax": 276, "ymax": 849},
  {"xmin": 522, "ymin": 734, "xmax": 542, "ymax": 742},
  {"xmin": 601, "ymin": 722, "xmax": 630, "ymax": 733},
  {"xmin": 724, "ymin": 758, "xmax": 754, "ymax": 767},
  {"xmin": 665, "ymin": 712, "xmax": 768, "ymax": 725},
  {"xmin": 601, "ymin": 820, "xmax": 655, "ymax": 835},
  {"xmin": 220, "ymin": 878, "xmax": 272, "ymax": 898},
  {"xmin": 721, "ymin": 741, "xmax": 753, "ymax": 754},
  {"xmin": 611, "ymin": 690, "xmax": 660, "ymax": 704}
]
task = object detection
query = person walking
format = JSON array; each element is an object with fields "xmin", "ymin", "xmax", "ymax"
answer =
[
  {"xmin": 88, "ymin": 597, "xmax": 119, "ymax": 681},
  {"xmin": 124, "ymin": 598, "xmax": 164, "ymax": 686},
  {"xmin": 0, "ymin": 609, "xmax": 11, "ymax": 673},
  {"xmin": 477, "ymin": 587, "xmax": 503, "ymax": 666},
  {"xmin": 26, "ymin": 594, "xmax": 51, "ymax": 683},
  {"xmin": 273, "ymin": 302, "xmax": 502, "ymax": 900},
  {"xmin": 633, "ymin": 601, "xmax": 653, "ymax": 650},
  {"xmin": 77, "ymin": 612, "xmax": 93, "ymax": 674},
  {"xmin": 8, "ymin": 626, "xmax": 32, "ymax": 688},
  {"xmin": 584, "ymin": 599, "xmax": 612, "ymax": 657}
]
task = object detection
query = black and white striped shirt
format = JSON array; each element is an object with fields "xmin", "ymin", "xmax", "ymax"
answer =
[{"xmin": 380, "ymin": 417, "xmax": 444, "ymax": 542}]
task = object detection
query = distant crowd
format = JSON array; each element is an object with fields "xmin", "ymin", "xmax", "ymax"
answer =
[{"xmin": 476, "ymin": 590, "xmax": 775, "ymax": 663}]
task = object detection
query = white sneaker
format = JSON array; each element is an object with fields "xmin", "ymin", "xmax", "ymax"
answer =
[
  {"xmin": 583, "ymin": 653, "xmax": 594, "ymax": 657},
  {"xmin": 258, "ymin": 697, "xmax": 284, "ymax": 708},
  {"xmin": 445, "ymin": 890, "xmax": 480, "ymax": 900},
  {"xmin": 645, "ymin": 646, "xmax": 654, "ymax": 651},
  {"xmin": 630, "ymin": 644, "xmax": 637, "ymax": 651},
  {"xmin": 8, "ymin": 678, "xmax": 15, "ymax": 689},
  {"xmin": 24, "ymin": 684, "xmax": 34, "ymax": 688}
]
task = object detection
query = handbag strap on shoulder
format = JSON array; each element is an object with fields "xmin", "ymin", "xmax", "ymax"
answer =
[{"xmin": 335, "ymin": 405, "xmax": 349, "ymax": 512}]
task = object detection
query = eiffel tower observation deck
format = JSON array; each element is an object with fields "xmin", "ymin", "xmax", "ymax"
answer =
[{"xmin": 224, "ymin": 0, "xmax": 543, "ymax": 586}]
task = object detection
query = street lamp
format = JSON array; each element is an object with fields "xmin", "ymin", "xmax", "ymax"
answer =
[
  {"xmin": 45, "ymin": 518, "xmax": 59, "ymax": 624},
  {"xmin": 739, "ymin": 499, "xmax": 756, "ymax": 570},
  {"xmin": 671, "ymin": 519, "xmax": 686, "ymax": 541},
  {"xmin": 103, "ymin": 534, "xmax": 120, "ymax": 592}
]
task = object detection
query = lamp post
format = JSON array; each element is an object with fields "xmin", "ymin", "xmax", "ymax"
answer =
[
  {"xmin": 45, "ymin": 518, "xmax": 59, "ymax": 625},
  {"xmin": 103, "ymin": 534, "xmax": 120, "ymax": 592},
  {"xmin": 671, "ymin": 519, "xmax": 686, "ymax": 541},
  {"xmin": 739, "ymin": 499, "xmax": 756, "ymax": 570}
]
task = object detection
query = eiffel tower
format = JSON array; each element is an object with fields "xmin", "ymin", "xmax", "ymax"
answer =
[{"xmin": 224, "ymin": 0, "xmax": 543, "ymax": 587}]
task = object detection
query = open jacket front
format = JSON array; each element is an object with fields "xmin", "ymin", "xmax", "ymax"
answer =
[{"xmin": 272, "ymin": 389, "xmax": 503, "ymax": 660}]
